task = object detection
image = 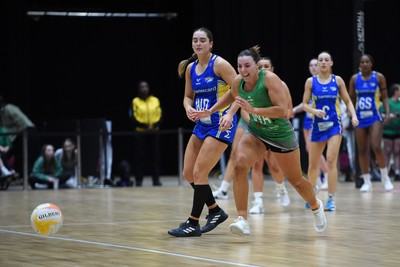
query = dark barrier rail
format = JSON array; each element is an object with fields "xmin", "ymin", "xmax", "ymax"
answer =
[
  {"xmin": 6, "ymin": 128, "xmax": 193, "ymax": 190},
  {"xmin": 3, "ymin": 117, "xmax": 358, "ymax": 191}
]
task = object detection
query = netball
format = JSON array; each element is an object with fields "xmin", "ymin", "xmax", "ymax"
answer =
[{"xmin": 30, "ymin": 203, "xmax": 63, "ymax": 236}]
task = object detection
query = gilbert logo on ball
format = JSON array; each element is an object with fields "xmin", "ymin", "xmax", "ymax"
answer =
[{"xmin": 31, "ymin": 203, "xmax": 63, "ymax": 235}]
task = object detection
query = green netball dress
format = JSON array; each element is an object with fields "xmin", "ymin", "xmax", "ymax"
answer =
[{"xmin": 238, "ymin": 69, "xmax": 298, "ymax": 152}]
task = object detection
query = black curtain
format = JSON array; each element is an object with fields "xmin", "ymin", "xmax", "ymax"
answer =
[{"xmin": 2, "ymin": 0, "xmax": 399, "ymax": 175}]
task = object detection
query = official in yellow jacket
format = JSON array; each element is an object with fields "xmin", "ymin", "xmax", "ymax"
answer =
[{"xmin": 130, "ymin": 81, "xmax": 163, "ymax": 186}]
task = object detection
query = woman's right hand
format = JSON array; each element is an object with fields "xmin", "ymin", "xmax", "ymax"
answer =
[
  {"xmin": 314, "ymin": 109, "xmax": 326, "ymax": 118},
  {"xmin": 219, "ymin": 114, "xmax": 233, "ymax": 131},
  {"xmin": 186, "ymin": 106, "xmax": 199, "ymax": 122},
  {"xmin": 191, "ymin": 109, "xmax": 211, "ymax": 120}
]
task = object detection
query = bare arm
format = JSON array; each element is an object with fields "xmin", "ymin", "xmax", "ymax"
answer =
[
  {"xmin": 292, "ymin": 102, "xmax": 304, "ymax": 114},
  {"xmin": 302, "ymin": 78, "xmax": 312, "ymax": 108},
  {"xmin": 237, "ymin": 71, "xmax": 288, "ymax": 118},
  {"xmin": 218, "ymin": 101, "xmax": 240, "ymax": 131},
  {"xmin": 378, "ymin": 72, "xmax": 390, "ymax": 124},
  {"xmin": 282, "ymin": 81, "xmax": 294, "ymax": 118},
  {"xmin": 348, "ymin": 74, "xmax": 357, "ymax": 105},
  {"xmin": 336, "ymin": 75, "xmax": 359, "ymax": 127},
  {"xmin": 240, "ymin": 109, "xmax": 250, "ymax": 123},
  {"xmin": 182, "ymin": 63, "xmax": 197, "ymax": 121},
  {"xmin": 302, "ymin": 77, "xmax": 327, "ymax": 118},
  {"xmin": 261, "ymin": 71, "xmax": 288, "ymax": 117},
  {"xmin": 225, "ymin": 101, "xmax": 240, "ymax": 118}
]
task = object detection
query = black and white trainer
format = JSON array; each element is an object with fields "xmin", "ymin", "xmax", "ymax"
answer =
[
  {"xmin": 168, "ymin": 221, "xmax": 202, "ymax": 237},
  {"xmin": 201, "ymin": 208, "xmax": 228, "ymax": 233}
]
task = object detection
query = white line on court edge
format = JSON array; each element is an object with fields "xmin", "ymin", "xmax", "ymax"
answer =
[{"xmin": 0, "ymin": 229, "xmax": 260, "ymax": 267}]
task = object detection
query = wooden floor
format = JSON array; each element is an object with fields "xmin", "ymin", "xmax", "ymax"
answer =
[{"xmin": 1, "ymin": 177, "xmax": 399, "ymax": 267}]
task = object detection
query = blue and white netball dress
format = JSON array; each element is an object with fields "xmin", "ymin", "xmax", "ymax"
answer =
[
  {"xmin": 353, "ymin": 71, "xmax": 384, "ymax": 128},
  {"xmin": 310, "ymin": 75, "xmax": 342, "ymax": 142},
  {"xmin": 191, "ymin": 54, "xmax": 237, "ymax": 143}
]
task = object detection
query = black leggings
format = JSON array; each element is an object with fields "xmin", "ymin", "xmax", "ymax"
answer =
[
  {"xmin": 28, "ymin": 175, "xmax": 69, "ymax": 189},
  {"xmin": 133, "ymin": 132, "xmax": 160, "ymax": 183}
]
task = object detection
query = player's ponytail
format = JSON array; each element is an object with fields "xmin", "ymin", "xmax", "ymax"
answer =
[{"xmin": 177, "ymin": 53, "xmax": 198, "ymax": 78}]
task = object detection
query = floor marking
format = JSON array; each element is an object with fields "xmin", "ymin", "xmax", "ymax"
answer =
[{"xmin": 0, "ymin": 229, "xmax": 260, "ymax": 267}]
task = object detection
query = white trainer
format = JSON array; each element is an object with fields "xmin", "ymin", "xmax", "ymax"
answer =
[
  {"xmin": 312, "ymin": 199, "xmax": 327, "ymax": 233},
  {"xmin": 360, "ymin": 182, "xmax": 372, "ymax": 192},
  {"xmin": 212, "ymin": 189, "xmax": 228, "ymax": 200},
  {"xmin": 34, "ymin": 183, "xmax": 48, "ymax": 189},
  {"xmin": 229, "ymin": 216, "xmax": 251, "ymax": 235},
  {"xmin": 249, "ymin": 198, "xmax": 265, "ymax": 214},
  {"xmin": 320, "ymin": 178, "xmax": 328, "ymax": 190},
  {"xmin": 382, "ymin": 177, "xmax": 394, "ymax": 191},
  {"xmin": 279, "ymin": 189, "xmax": 291, "ymax": 207},
  {"xmin": 275, "ymin": 185, "xmax": 281, "ymax": 198}
]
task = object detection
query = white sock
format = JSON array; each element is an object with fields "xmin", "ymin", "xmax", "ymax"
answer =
[
  {"xmin": 254, "ymin": 192, "xmax": 263, "ymax": 200},
  {"xmin": 380, "ymin": 167, "xmax": 388, "ymax": 180},
  {"xmin": 362, "ymin": 173, "xmax": 371, "ymax": 183},
  {"xmin": 275, "ymin": 182, "xmax": 284, "ymax": 190},
  {"xmin": 323, "ymin": 173, "xmax": 328, "ymax": 181},
  {"xmin": 220, "ymin": 180, "xmax": 230, "ymax": 192}
]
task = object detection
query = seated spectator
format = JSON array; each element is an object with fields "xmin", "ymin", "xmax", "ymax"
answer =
[
  {"xmin": 29, "ymin": 144, "xmax": 68, "ymax": 189},
  {"xmin": 0, "ymin": 95, "xmax": 37, "ymax": 176},
  {"xmin": 55, "ymin": 138, "xmax": 78, "ymax": 188}
]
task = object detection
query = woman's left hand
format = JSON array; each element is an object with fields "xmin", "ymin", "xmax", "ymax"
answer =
[
  {"xmin": 235, "ymin": 96, "xmax": 254, "ymax": 114},
  {"xmin": 351, "ymin": 117, "xmax": 359, "ymax": 127}
]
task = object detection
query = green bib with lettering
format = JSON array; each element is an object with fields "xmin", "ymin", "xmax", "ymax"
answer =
[{"xmin": 238, "ymin": 70, "xmax": 298, "ymax": 150}]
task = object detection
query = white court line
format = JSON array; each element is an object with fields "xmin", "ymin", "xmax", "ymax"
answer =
[
  {"xmin": 2, "ymin": 211, "xmax": 397, "ymax": 229},
  {"xmin": 0, "ymin": 229, "xmax": 260, "ymax": 267},
  {"xmin": 0, "ymin": 219, "xmax": 189, "ymax": 228}
]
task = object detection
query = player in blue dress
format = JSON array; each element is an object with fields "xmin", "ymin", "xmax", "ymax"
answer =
[
  {"xmin": 349, "ymin": 54, "xmax": 394, "ymax": 192},
  {"xmin": 168, "ymin": 27, "xmax": 238, "ymax": 237},
  {"xmin": 303, "ymin": 51, "xmax": 358, "ymax": 211},
  {"xmin": 293, "ymin": 58, "xmax": 329, "ymax": 190}
]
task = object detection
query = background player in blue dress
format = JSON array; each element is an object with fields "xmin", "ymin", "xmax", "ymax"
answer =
[
  {"xmin": 293, "ymin": 58, "xmax": 329, "ymax": 190},
  {"xmin": 302, "ymin": 51, "xmax": 358, "ymax": 211},
  {"xmin": 168, "ymin": 27, "xmax": 238, "ymax": 237},
  {"xmin": 349, "ymin": 54, "xmax": 394, "ymax": 192}
]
